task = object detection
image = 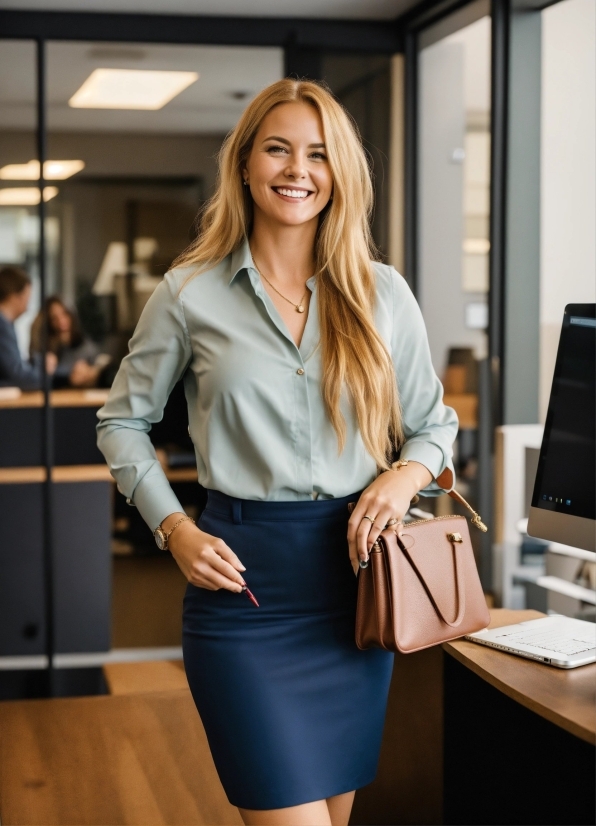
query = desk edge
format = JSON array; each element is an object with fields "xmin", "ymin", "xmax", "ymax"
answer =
[{"xmin": 443, "ymin": 643, "xmax": 596, "ymax": 745}]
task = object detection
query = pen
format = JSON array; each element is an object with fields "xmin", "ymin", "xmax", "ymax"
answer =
[{"xmin": 242, "ymin": 583, "xmax": 260, "ymax": 607}]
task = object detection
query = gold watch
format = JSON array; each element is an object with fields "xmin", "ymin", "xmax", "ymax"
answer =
[{"xmin": 154, "ymin": 515, "xmax": 195, "ymax": 551}]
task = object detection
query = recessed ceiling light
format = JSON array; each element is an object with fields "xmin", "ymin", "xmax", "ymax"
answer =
[
  {"xmin": 0, "ymin": 160, "xmax": 85, "ymax": 180},
  {"xmin": 0, "ymin": 187, "xmax": 59, "ymax": 205},
  {"xmin": 69, "ymin": 68, "xmax": 199, "ymax": 110}
]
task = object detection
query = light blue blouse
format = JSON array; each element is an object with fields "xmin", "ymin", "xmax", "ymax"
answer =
[{"xmin": 97, "ymin": 239, "xmax": 458, "ymax": 530}]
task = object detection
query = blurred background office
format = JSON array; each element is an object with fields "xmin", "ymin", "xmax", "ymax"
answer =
[{"xmin": 0, "ymin": 0, "xmax": 593, "ymax": 726}]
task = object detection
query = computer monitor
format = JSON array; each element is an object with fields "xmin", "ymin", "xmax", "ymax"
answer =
[{"xmin": 528, "ymin": 304, "xmax": 595, "ymax": 552}]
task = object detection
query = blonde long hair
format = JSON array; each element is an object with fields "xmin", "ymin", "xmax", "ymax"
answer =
[{"xmin": 174, "ymin": 78, "xmax": 403, "ymax": 467}]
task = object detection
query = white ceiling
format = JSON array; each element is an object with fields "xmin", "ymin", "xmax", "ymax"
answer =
[
  {"xmin": 0, "ymin": 0, "xmax": 410, "ymax": 135},
  {"xmin": 0, "ymin": 0, "xmax": 412, "ymax": 19},
  {"xmin": 0, "ymin": 40, "xmax": 284, "ymax": 133}
]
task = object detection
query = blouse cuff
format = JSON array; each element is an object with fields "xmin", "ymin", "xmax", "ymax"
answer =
[
  {"xmin": 399, "ymin": 440, "xmax": 455, "ymax": 497},
  {"xmin": 127, "ymin": 467, "xmax": 186, "ymax": 531}
]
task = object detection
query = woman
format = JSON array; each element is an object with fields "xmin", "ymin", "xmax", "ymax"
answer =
[
  {"xmin": 31, "ymin": 296, "xmax": 107, "ymax": 388},
  {"xmin": 97, "ymin": 79, "xmax": 457, "ymax": 826}
]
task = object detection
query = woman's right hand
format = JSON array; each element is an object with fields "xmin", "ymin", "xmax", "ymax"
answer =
[{"xmin": 165, "ymin": 514, "xmax": 246, "ymax": 592}]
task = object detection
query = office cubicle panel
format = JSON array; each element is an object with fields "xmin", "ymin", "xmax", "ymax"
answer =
[
  {"xmin": 53, "ymin": 480, "xmax": 111, "ymax": 653},
  {"xmin": 53, "ymin": 407, "xmax": 105, "ymax": 466},
  {"xmin": 0, "ymin": 478, "xmax": 111, "ymax": 656},
  {"xmin": 0, "ymin": 405, "xmax": 104, "ymax": 466},
  {"xmin": 0, "ymin": 482, "xmax": 44, "ymax": 656},
  {"xmin": 0, "ymin": 408, "xmax": 43, "ymax": 466}
]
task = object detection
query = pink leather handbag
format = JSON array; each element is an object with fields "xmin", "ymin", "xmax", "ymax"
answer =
[{"xmin": 355, "ymin": 489, "xmax": 490, "ymax": 654}]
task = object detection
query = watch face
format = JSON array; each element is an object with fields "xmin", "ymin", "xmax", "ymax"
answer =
[{"xmin": 154, "ymin": 529, "xmax": 166, "ymax": 551}]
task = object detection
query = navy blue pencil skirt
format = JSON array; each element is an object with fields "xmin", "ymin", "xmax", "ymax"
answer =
[{"xmin": 182, "ymin": 490, "xmax": 394, "ymax": 811}]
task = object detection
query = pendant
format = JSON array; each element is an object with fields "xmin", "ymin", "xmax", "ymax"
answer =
[{"xmin": 296, "ymin": 305, "xmax": 305, "ymax": 313}]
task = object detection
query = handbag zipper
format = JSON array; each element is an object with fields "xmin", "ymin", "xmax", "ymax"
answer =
[{"xmin": 404, "ymin": 514, "xmax": 464, "ymax": 528}]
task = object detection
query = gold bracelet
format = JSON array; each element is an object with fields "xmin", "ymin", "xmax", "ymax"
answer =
[
  {"xmin": 154, "ymin": 515, "xmax": 195, "ymax": 551},
  {"xmin": 384, "ymin": 460, "xmax": 419, "ymax": 505}
]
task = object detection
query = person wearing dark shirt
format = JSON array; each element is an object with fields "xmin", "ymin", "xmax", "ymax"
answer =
[
  {"xmin": 0, "ymin": 266, "xmax": 56, "ymax": 390},
  {"xmin": 30, "ymin": 296, "xmax": 109, "ymax": 388}
]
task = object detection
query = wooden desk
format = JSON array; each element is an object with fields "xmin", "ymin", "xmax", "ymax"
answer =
[
  {"xmin": 444, "ymin": 608, "xmax": 596, "ymax": 744},
  {"xmin": 0, "ymin": 465, "xmax": 113, "ymax": 484},
  {"xmin": 0, "ymin": 465, "xmax": 196, "ymax": 485},
  {"xmin": 0, "ymin": 389, "xmax": 110, "ymax": 409},
  {"xmin": 443, "ymin": 609, "xmax": 595, "ymax": 825},
  {"xmin": 0, "ymin": 689, "xmax": 242, "ymax": 826}
]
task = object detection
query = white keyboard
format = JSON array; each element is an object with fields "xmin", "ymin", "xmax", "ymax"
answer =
[{"xmin": 496, "ymin": 629, "xmax": 596, "ymax": 656}]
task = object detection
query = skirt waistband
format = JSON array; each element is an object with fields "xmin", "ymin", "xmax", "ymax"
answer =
[{"xmin": 204, "ymin": 490, "xmax": 361, "ymax": 524}]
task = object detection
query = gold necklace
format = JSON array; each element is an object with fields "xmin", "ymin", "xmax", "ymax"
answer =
[{"xmin": 251, "ymin": 254, "xmax": 309, "ymax": 314}]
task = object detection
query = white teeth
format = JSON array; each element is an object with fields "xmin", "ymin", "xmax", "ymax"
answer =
[{"xmin": 275, "ymin": 188, "xmax": 309, "ymax": 199}]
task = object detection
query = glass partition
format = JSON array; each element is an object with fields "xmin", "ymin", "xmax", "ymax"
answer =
[
  {"xmin": 417, "ymin": 14, "xmax": 491, "ymax": 530},
  {"xmin": 0, "ymin": 40, "xmax": 42, "ymax": 367},
  {"xmin": 0, "ymin": 39, "xmax": 47, "ymax": 685}
]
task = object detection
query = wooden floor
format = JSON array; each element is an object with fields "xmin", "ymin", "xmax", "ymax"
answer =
[
  {"xmin": 0, "ymin": 640, "xmax": 449, "ymax": 826},
  {"xmin": 0, "ymin": 688, "xmax": 242, "ymax": 826}
]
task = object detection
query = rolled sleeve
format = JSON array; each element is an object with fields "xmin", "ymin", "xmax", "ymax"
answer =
[
  {"xmin": 389, "ymin": 268, "xmax": 459, "ymax": 496},
  {"xmin": 96, "ymin": 271, "xmax": 192, "ymax": 530}
]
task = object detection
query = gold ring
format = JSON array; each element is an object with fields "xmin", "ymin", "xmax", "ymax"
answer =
[
  {"xmin": 362, "ymin": 515, "xmax": 375, "ymax": 524},
  {"xmin": 386, "ymin": 518, "xmax": 399, "ymax": 527}
]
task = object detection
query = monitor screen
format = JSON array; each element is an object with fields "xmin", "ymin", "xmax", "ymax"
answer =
[{"xmin": 531, "ymin": 304, "xmax": 595, "ymax": 523}]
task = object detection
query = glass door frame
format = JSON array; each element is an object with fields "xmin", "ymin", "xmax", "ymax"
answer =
[{"xmin": 400, "ymin": 0, "xmax": 560, "ymax": 589}]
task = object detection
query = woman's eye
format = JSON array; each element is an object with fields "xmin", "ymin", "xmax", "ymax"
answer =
[
  {"xmin": 267, "ymin": 145, "xmax": 287, "ymax": 154},
  {"xmin": 310, "ymin": 152, "xmax": 327, "ymax": 161}
]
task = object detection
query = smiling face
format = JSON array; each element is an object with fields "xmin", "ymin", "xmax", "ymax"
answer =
[{"xmin": 244, "ymin": 101, "xmax": 333, "ymax": 229}]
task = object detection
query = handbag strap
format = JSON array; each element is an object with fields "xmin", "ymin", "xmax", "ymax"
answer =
[
  {"xmin": 446, "ymin": 489, "xmax": 488, "ymax": 532},
  {"xmin": 394, "ymin": 462, "xmax": 488, "ymax": 532},
  {"xmin": 396, "ymin": 534, "xmax": 467, "ymax": 627}
]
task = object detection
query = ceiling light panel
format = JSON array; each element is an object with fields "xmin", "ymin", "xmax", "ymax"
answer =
[
  {"xmin": 0, "ymin": 160, "xmax": 85, "ymax": 180},
  {"xmin": 69, "ymin": 68, "xmax": 199, "ymax": 110},
  {"xmin": 0, "ymin": 187, "xmax": 59, "ymax": 206}
]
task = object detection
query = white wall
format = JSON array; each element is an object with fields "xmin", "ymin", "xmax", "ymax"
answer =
[{"xmin": 540, "ymin": 0, "xmax": 596, "ymax": 420}]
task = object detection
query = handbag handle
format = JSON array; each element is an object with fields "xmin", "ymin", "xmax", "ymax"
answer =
[{"xmin": 394, "ymin": 532, "xmax": 466, "ymax": 627}]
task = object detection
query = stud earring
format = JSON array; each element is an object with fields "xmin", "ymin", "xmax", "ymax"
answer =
[{"xmin": 243, "ymin": 180, "xmax": 249, "ymax": 186}]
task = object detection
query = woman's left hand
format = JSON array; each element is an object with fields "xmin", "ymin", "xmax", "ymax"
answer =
[{"xmin": 347, "ymin": 461, "xmax": 433, "ymax": 575}]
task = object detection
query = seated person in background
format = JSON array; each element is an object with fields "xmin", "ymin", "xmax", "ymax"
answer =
[
  {"xmin": 30, "ymin": 296, "xmax": 109, "ymax": 388},
  {"xmin": 0, "ymin": 266, "xmax": 56, "ymax": 390}
]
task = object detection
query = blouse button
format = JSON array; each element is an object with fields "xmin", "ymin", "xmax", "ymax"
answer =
[{"xmin": 296, "ymin": 368, "xmax": 305, "ymax": 375}]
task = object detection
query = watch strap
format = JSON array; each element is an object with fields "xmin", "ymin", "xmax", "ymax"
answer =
[{"xmin": 155, "ymin": 515, "xmax": 195, "ymax": 550}]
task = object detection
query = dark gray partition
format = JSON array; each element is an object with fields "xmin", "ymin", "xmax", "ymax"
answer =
[
  {"xmin": 0, "ymin": 478, "xmax": 111, "ymax": 656},
  {"xmin": 0, "ymin": 407, "xmax": 104, "ymax": 467},
  {"xmin": 0, "ymin": 482, "xmax": 45, "ymax": 655}
]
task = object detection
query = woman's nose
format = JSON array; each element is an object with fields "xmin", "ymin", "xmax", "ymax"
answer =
[{"xmin": 284, "ymin": 154, "xmax": 307, "ymax": 179}]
